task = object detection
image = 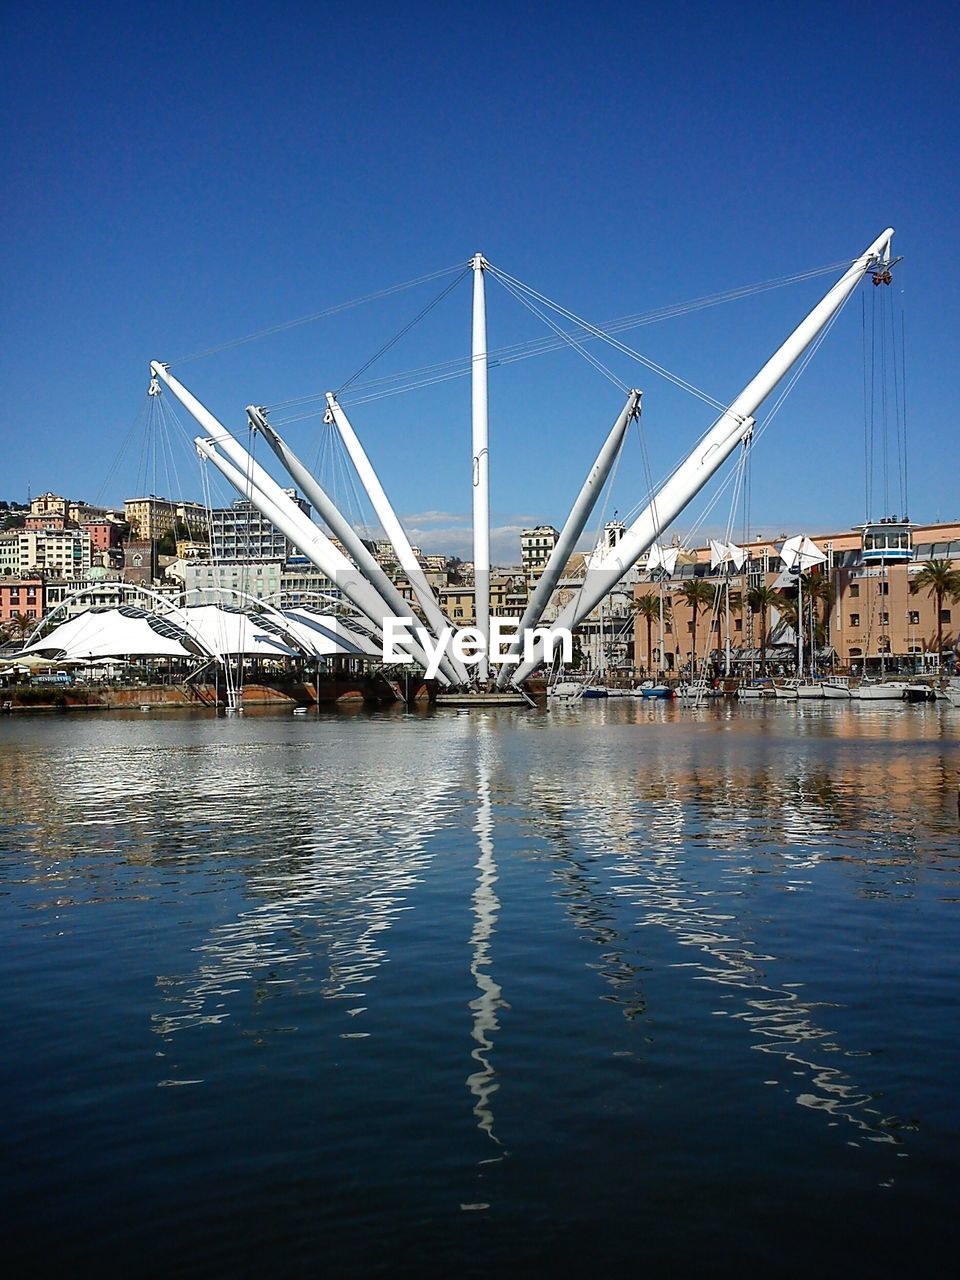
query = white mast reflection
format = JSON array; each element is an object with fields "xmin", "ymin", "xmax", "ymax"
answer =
[{"xmin": 465, "ymin": 718, "xmax": 506, "ymax": 1153}]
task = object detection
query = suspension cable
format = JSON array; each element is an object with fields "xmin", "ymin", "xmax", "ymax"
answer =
[
  {"xmin": 171, "ymin": 263, "xmax": 465, "ymax": 365},
  {"xmin": 335, "ymin": 268, "xmax": 470, "ymax": 394},
  {"xmin": 265, "ymin": 257, "xmax": 852, "ymax": 419},
  {"xmin": 485, "ymin": 261, "xmax": 726, "ymax": 411}
]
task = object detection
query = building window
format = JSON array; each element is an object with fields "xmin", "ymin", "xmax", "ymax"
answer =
[
  {"xmin": 880, "ymin": 581, "xmax": 889, "ymax": 596},
  {"xmin": 850, "ymin": 613, "xmax": 860, "ymax": 627},
  {"xmin": 881, "ymin": 612, "xmax": 889, "ymax": 625},
  {"xmin": 941, "ymin": 609, "xmax": 952, "ymax": 624},
  {"xmin": 734, "ymin": 618, "xmax": 742, "ymax": 631},
  {"xmin": 908, "ymin": 610, "xmax": 920, "ymax": 626},
  {"xmin": 849, "ymin": 583, "xmax": 859, "ymax": 597},
  {"xmin": 849, "ymin": 647, "xmax": 863, "ymax": 657}
]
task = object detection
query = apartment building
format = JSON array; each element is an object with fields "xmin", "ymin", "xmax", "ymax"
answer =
[
  {"xmin": 209, "ymin": 491, "xmax": 310, "ymax": 562},
  {"xmin": 124, "ymin": 496, "xmax": 209, "ymax": 541}
]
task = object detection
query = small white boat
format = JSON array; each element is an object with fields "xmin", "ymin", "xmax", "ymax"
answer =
[
  {"xmin": 850, "ymin": 680, "xmax": 907, "ymax": 701},
  {"xmin": 547, "ymin": 680, "xmax": 584, "ymax": 702},
  {"xmin": 821, "ymin": 676, "xmax": 852, "ymax": 699},
  {"xmin": 771, "ymin": 679, "xmax": 800, "ymax": 699},
  {"xmin": 737, "ymin": 681, "xmax": 770, "ymax": 699},
  {"xmin": 796, "ymin": 679, "xmax": 824, "ymax": 699}
]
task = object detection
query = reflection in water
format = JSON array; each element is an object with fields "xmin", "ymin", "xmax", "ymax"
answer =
[
  {"xmin": 1, "ymin": 699, "xmax": 958, "ymax": 1266},
  {"xmin": 466, "ymin": 721, "xmax": 506, "ymax": 1152},
  {"xmin": 149, "ymin": 728, "xmax": 468, "ymax": 1042},
  {"xmin": 522, "ymin": 711, "xmax": 959, "ymax": 1149}
]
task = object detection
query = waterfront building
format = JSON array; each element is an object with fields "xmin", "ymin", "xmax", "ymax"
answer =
[
  {"xmin": 633, "ymin": 519, "xmax": 960, "ymax": 675},
  {"xmin": 521, "ymin": 525, "xmax": 559, "ymax": 584},
  {"xmin": 439, "ymin": 575, "xmax": 522, "ymax": 625},
  {"xmin": 182, "ymin": 558, "xmax": 284, "ymax": 604},
  {"xmin": 82, "ymin": 519, "xmax": 123, "ymax": 553},
  {"xmin": 29, "ymin": 492, "xmax": 68, "ymax": 518},
  {"xmin": 0, "ymin": 578, "xmax": 43, "ymax": 628},
  {"xmin": 24, "ymin": 513, "xmax": 67, "ymax": 531}
]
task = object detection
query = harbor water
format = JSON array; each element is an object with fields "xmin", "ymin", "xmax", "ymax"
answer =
[{"xmin": 1, "ymin": 700, "xmax": 958, "ymax": 1275}]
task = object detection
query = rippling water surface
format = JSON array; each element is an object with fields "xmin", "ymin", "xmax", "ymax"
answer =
[{"xmin": 1, "ymin": 700, "xmax": 958, "ymax": 1274}]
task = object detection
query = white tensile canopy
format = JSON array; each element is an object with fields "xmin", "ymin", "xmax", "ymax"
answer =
[
  {"xmin": 16, "ymin": 603, "xmax": 380, "ymax": 664},
  {"xmin": 180, "ymin": 605, "xmax": 299, "ymax": 659},
  {"xmin": 779, "ymin": 535, "xmax": 827, "ymax": 572},
  {"xmin": 20, "ymin": 607, "xmax": 205, "ymax": 660}
]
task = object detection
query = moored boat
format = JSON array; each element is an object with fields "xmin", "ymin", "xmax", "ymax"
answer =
[
  {"xmin": 771, "ymin": 679, "xmax": 800, "ymax": 699},
  {"xmin": 821, "ymin": 676, "xmax": 852, "ymax": 699},
  {"xmin": 849, "ymin": 680, "xmax": 906, "ymax": 701},
  {"xmin": 796, "ymin": 679, "xmax": 823, "ymax": 699}
]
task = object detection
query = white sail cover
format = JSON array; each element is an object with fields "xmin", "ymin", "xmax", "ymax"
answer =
[
  {"xmin": 709, "ymin": 539, "xmax": 747, "ymax": 570},
  {"xmin": 779, "ymin": 535, "xmax": 826, "ymax": 572},
  {"xmin": 646, "ymin": 544, "xmax": 680, "ymax": 576},
  {"xmin": 279, "ymin": 609, "xmax": 382, "ymax": 659},
  {"xmin": 18, "ymin": 603, "xmax": 381, "ymax": 663}
]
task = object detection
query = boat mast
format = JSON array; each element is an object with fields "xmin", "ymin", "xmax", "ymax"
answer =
[
  {"xmin": 471, "ymin": 253, "xmax": 490, "ymax": 684},
  {"xmin": 797, "ymin": 572, "xmax": 804, "ymax": 678}
]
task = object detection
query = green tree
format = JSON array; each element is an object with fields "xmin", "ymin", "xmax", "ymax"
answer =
[
  {"xmin": 747, "ymin": 584, "xmax": 780, "ymax": 674},
  {"xmin": 8, "ymin": 612, "xmax": 35, "ymax": 644},
  {"xmin": 678, "ymin": 578, "xmax": 715, "ymax": 672},
  {"xmin": 910, "ymin": 559, "xmax": 960, "ymax": 666}
]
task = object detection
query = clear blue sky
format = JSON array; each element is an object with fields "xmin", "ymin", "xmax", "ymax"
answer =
[{"xmin": 3, "ymin": 0, "xmax": 957, "ymax": 561}]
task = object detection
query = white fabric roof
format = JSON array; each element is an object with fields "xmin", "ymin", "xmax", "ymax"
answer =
[
  {"xmin": 178, "ymin": 605, "xmax": 299, "ymax": 658},
  {"xmin": 22, "ymin": 607, "xmax": 202, "ymax": 660},
  {"xmin": 19, "ymin": 603, "xmax": 382, "ymax": 663},
  {"xmin": 282, "ymin": 609, "xmax": 382, "ymax": 659}
]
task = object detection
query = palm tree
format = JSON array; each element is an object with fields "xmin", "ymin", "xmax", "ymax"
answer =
[
  {"xmin": 635, "ymin": 593, "xmax": 669, "ymax": 674},
  {"xmin": 747, "ymin": 584, "xmax": 780, "ymax": 674},
  {"xmin": 805, "ymin": 573, "xmax": 836, "ymax": 662},
  {"xmin": 8, "ymin": 612, "xmax": 34, "ymax": 645},
  {"xmin": 910, "ymin": 559, "xmax": 960, "ymax": 667},
  {"xmin": 678, "ymin": 578, "xmax": 715, "ymax": 674}
]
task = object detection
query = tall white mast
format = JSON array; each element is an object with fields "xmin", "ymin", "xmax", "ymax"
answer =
[
  {"xmin": 247, "ymin": 406, "xmax": 466, "ymax": 686},
  {"xmin": 149, "ymin": 361, "xmax": 446, "ymax": 681},
  {"xmin": 493, "ymin": 390, "xmax": 640, "ymax": 687},
  {"xmin": 471, "ymin": 253, "xmax": 490, "ymax": 683},
  {"xmin": 323, "ymin": 393, "xmax": 471, "ymax": 685},
  {"xmin": 510, "ymin": 227, "xmax": 895, "ymax": 685}
]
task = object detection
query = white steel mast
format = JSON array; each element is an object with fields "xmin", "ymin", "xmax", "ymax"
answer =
[
  {"xmin": 510, "ymin": 227, "xmax": 895, "ymax": 685},
  {"xmin": 149, "ymin": 362, "xmax": 445, "ymax": 681},
  {"xmin": 246, "ymin": 406, "xmax": 466, "ymax": 686},
  {"xmin": 323, "ymin": 393, "xmax": 471, "ymax": 685},
  {"xmin": 494, "ymin": 390, "xmax": 641, "ymax": 687},
  {"xmin": 471, "ymin": 253, "xmax": 490, "ymax": 683}
]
